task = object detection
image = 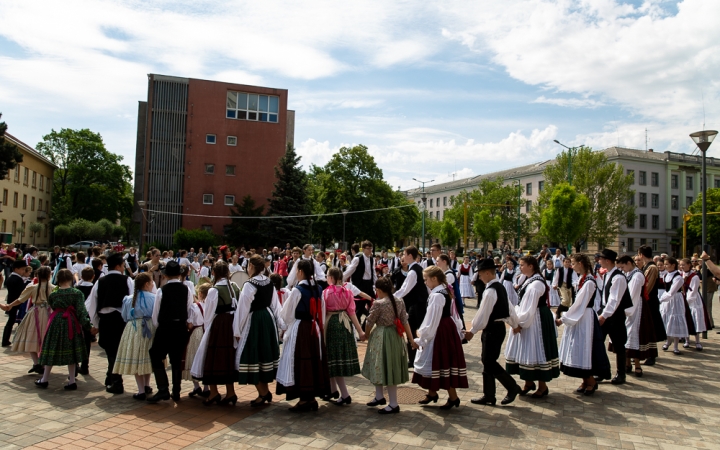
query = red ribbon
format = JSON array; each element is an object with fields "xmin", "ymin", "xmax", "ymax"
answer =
[
  {"xmin": 309, "ymin": 296, "xmax": 324, "ymax": 338},
  {"xmin": 46, "ymin": 305, "xmax": 82, "ymax": 341}
]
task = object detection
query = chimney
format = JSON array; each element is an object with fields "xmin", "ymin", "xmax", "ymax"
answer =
[{"xmin": 648, "ymin": 148, "xmax": 653, "ymax": 152}]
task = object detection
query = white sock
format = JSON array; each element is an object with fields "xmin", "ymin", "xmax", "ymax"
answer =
[
  {"xmin": 329, "ymin": 378, "xmax": 338, "ymax": 393},
  {"xmin": 375, "ymin": 385, "xmax": 384, "ymax": 400},
  {"xmin": 41, "ymin": 365, "xmax": 52, "ymax": 382},
  {"xmin": 335, "ymin": 377, "xmax": 349, "ymax": 399},
  {"xmin": 30, "ymin": 352, "xmax": 39, "ymax": 364},
  {"xmin": 135, "ymin": 375, "xmax": 145, "ymax": 394},
  {"xmin": 695, "ymin": 334, "xmax": 701, "ymax": 344},
  {"xmin": 387, "ymin": 385, "xmax": 398, "ymax": 408},
  {"xmin": 673, "ymin": 337, "xmax": 679, "ymax": 351},
  {"xmin": 67, "ymin": 364, "xmax": 76, "ymax": 384}
]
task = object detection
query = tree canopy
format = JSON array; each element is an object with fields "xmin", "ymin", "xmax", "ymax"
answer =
[
  {"xmin": 539, "ymin": 183, "xmax": 590, "ymax": 251},
  {"xmin": 226, "ymin": 195, "xmax": 265, "ymax": 249},
  {"xmin": 0, "ymin": 114, "xmax": 23, "ymax": 181},
  {"xmin": 687, "ymin": 189, "xmax": 720, "ymax": 257}
]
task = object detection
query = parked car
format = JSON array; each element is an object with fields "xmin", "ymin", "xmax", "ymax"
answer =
[{"xmin": 67, "ymin": 241, "xmax": 98, "ymax": 252}]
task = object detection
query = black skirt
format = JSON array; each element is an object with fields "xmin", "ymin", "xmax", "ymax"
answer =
[{"xmin": 202, "ymin": 313, "xmax": 237, "ymax": 385}]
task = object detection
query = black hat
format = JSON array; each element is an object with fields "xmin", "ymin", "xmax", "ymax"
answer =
[
  {"xmin": 598, "ymin": 249, "xmax": 618, "ymax": 261},
  {"xmin": 162, "ymin": 260, "xmax": 182, "ymax": 277},
  {"xmin": 12, "ymin": 259, "xmax": 28, "ymax": 270},
  {"xmin": 476, "ymin": 258, "xmax": 496, "ymax": 272}
]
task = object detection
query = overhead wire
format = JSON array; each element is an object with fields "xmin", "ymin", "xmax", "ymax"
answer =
[{"xmin": 141, "ymin": 203, "xmax": 416, "ymax": 220}]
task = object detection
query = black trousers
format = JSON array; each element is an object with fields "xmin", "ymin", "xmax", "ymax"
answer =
[
  {"xmin": 406, "ymin": 304, "xmax": 427, "ymax": 363},
  {"xmin": 98, "ymin": 311, "xmax": 126, "ymax": 386},
  {"xmin": 601, "ymin": 313, "xmax": 627, "ymax": 377},
  {"xmin": 481, "ymin": 322, "xmax": 518, "ymax": 398},
  {"xmin": 2, "ymin": 305, "xmax": 19, "ymax": 345},
  {"xmin": 81, "ymin": 328, "xmax": 93, "ymax": 371},
  {"xmin": 149, "ymin": 322, "xmax": 188, "ymax": 393}
]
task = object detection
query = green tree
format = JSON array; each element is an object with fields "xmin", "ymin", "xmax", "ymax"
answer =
[
  {"xmin": 68, "ymin": 218, "xmax": 93, "ymax": 241},
  {"xmin": 29, "ymin": 222, "xmax": 43, "ymax": 246},
  {"xmin": 264, "ymin": 143, "xmax": 310, "ymax": 246},
  {"xmin": 54, "ymin": 224, "xmax": 71, "ymax": 245},
  {"xmin": 539, "ymin": 183, "xmax": 590, "ymax": 253},
  {"xmin": 473, "ymin": 210, "xmax": 502, "ymax": 252},
  {"xmin": 226, "ymin": 195, "xmax": 265, "ymax": 249},
  {"xmin": 173, "ymin": 228, "xmax": 218, "ymax": 252},
  {"xmin": 86, "ymin": 223, "xmax": 105, "ymax": 241},
  {"xmin": 438, "ymin": 217, "xmax": 461, "ymax": 251},
  {"xmin": 36, "ymin": 129, "xmax": 133, "ymax": 227},
  {"xmin": 0, "ymin": 114, "xmax": 23, "ymax": 180},
  {"xmin": 112, "ymin": 225, "xmax": 126, "ymax": 241},
  {"xmin": 96, "ymin": 218, "xmax": 115, "ymax": 239},
  {"xmin": 687, "ymin": 189, "xmax": 720, "ymax": 257},
  {"xmin": 533, "ymin": 147, "xmax": 635, "ymax": 251}
]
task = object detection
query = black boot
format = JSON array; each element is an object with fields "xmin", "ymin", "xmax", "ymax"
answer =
[{"xmin": 147, "ymin": 389, "xmax": 171, "ymax": 403}]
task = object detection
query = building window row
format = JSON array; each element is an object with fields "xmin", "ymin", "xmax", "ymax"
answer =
[
  {"xmin": 202, "ymin": 194, "xmax": 236, "ymax": 206},
  {"xmin": 9, "ymin": 165, "xmax": 49, "ymax": 193},
  {"xmin": 205, "ymin": 134, "xmax": 239, "ymax": 146},
  {"xmin": 226, "ymin": 91, "xmax": 279, "ymax": 123},
  {"xmin": 204, "ymin": 164, "xmax": 237, "ymax": 176}
]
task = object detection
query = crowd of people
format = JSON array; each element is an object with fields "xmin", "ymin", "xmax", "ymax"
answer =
[{"xmin": 1, "ymin": 240, "xmax": 716, "ymax": 414}]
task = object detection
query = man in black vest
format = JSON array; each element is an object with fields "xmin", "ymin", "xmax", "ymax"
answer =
[
  {"xmin": 147, "ymin": 261, "xmax": 194, "ymax": 403},
  {"xmin": 394, "ymin": 245, "xmax": 429, "ymax": 367},
  {"xmin": 86, "ymin": 253, "xmax": 134, "ymax": 393},
  {"xmin": 553, "ymin": 257, "xmax": 578, "ymax": 319},
  {"xmin": 344, "ymin": 241, "xmax": 377, "ymax": 325},
  {"xmin": 422, "ymin": 243, "xmax": 441, "ymax": 268},
  {"xmin": 2, "ymin": 260, "xmax": 31, "ymax": 347},
  {"xmin": 466, "ymin": 258, "xmax": 522, "ymax": 406},
  {"xmin": 597, "ymin": 249, "xmax": 632, "ymax": 385}
]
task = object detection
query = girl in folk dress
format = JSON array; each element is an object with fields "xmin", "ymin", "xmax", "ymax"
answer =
[
  {"xmin": 556, "ymin": 254, "xmax": 611, "ymax": 396},
  {"xmin": 0, "ymin": 266, "xmax": 54, "ymax": 375},
  {"xmin": 542, "ymin": 259, "xmax": 561, "ymax": 308},
  {"xmin": 233, "ymin": 256, "xmax": 283, "ymax": 407},
  {"xmin": 459, "ymin": 256, "xmax": 475, "ymax": 300},
  {"xmin": 35, "ymin": 269, "xmax": 91, "ymax": 390},
  {"xmin": 269, "ymin": 274, "xmax": 289, "ymax": 305},
  {"xmin": 276, "ymin": 259, "xmax": 330, "ymax": 412},
  {"xmin": 191, "ymin": 261, "xmax": 241, "ymax": 406},
  {"xmin": 363, "ymin": 277, "xmax": 416, "ymax": 414},
  {"xmin": 504, "ymin": 256, "xmax": 560, "ymax": 398},
  {"xmin": 501, "ymin": 260, "xmax": 520, "ymax": 306},
  {"xmin": 679, "ymin": 258, "xmax": 706, "ymax": 350},
  {"xmin": 659, "ymin": 257, "xmax": 688, "ymax": 355},
  {"xmin": 322, "ymin": 267, "xmax": 370, "ymax": 405},
  {"xmin": 185, "ymin": 283, "xmax": 211, "ymax": 398},
  {"xmin": 413, "ymin": 266, "xmax": 468, "ymax": 410},
  {"xmin": 113, "ymin": 273, "xmax": 157, "ymax": 400}
]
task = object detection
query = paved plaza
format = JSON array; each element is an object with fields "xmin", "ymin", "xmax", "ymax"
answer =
[{"xmin": 1, "ymin": 287, "xmax": 720, "ymax": 450}]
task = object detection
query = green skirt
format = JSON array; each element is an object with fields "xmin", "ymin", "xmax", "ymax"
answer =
[
  {"xmin": 362, "ymin": 325, "xmax": 408, "ymax": 386},
  {"xmin": 326, "ymin": 313, "xmax": 361, "ymax": 377},
  {"xmin": 237, "ymin": 309, "xmax": 280, "ymax": 385},
  {"xmin": 38, "ymin": 317, "xmax": 87, "ymax": 367}
]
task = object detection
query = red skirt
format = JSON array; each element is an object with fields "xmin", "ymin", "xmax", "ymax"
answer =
[
  {"xmin": 412, "ymin": 317, "xmax": 468, "ymax": 391},
  {"xmin": 276, "ymin": 320, "xmax": 330, "ymax": 401}
]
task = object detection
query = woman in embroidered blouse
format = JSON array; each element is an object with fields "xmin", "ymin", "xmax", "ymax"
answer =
[
  {"xmin": 679, "ymin": 258, "xmax": 706, "ymax": 350},
  {"xmin": 502, "ymin": 259, "xmax": 520, "ymax": 306},
  {"xmin": 659, "ymin": 257, "xmax": 688, "ymax": 355}
]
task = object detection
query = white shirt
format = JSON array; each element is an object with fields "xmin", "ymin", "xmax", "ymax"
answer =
[
  {"xmin": 415, "ymin": 285, "xmax": 464, "ymax": 347},
  {"xmin": 624, "ymin": 269, "xmax": 645, "ymax": 317},
  {"xmin": 601, "ymin": 267, "xmax": 628, "ymax": 319},
  {"xmin": 552, "ymin": 254, "xmax": 565, "ymax": 269},
  {"xmin": 232, "ymin": 275, "xmax": 284, "ymax": 339},
  {"xmin": 286, "ymin": 255, "xmax": 327, "ymax": 288},
  {"xmin": 394, "ymin": 262, "xmax": 429, "ymax": 299},
  {"xmin": 278, "ymin": 280, "xmax": 326, "ymax": 337},
  {"xmin": 84, "ymin": 270, "xmax": 134, "ymax": 327},
  {"xmin": 514, "ymin": 277, "xmax": 546, "ymax": 328},
  {"xmin": 229, "ymin": 263, "xmax": 242, "ymax": 274},
  {"xmin": 151, "ymin": 279, "xmax": 196, "ymax": 327},
  {"xmin": 469, "ymin": 278, "xmax": 519, "ymax": 334},
  {"xmin": 199, "ymin": 266, "xmax": 211, "ymax": 278},
  {"xmin": 683, "ymin": 271, "xmax": 701, "ymax": 307},
  {"xmin": 72, "ymin": 263, "xmax": 88, "ymax": 275},
  {"xmin": 561, "ymin": 276, "xmax": 597, "ymax": 327},
  {"xmin": 343, "ymin": 252, "xmax": 375, "ymax": 282},
  {"xmin": 552, "ymin": 266, "xmax": 579, "ymax": 289}
]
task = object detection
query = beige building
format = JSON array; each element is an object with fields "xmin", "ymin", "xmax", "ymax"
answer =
[
  {"xmin": 0, "ymin": 133, "xmax": 56, "ymax": 248},
  {"xmin": 406, "ymin": 147, "xmax": 720, "ymax": 257}
]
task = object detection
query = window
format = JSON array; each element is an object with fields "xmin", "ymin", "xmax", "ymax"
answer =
[
  {"xmin": 671, "ymin": 174, "xmax": 678, "ymax": 189},
  {"xmin": 202, "ymin": 225, "xmax": 213, "ymax": 232},
  {"xmin": 651, "ymin": 172, "xmax": 659, "ymax": 187},
  {"xmin": 206, "ymin": 134, "xmax": 216, "ymax": 144},
  {"xmin": 226, "ymin": 91, "xmax": 280, "ymax": 123},
  {"xmin": 39, "ymin": 175, "xmax": 44, "ymax": 191},
  {"xmin": 38, "ymin": 199, "xmax": 42, "ymax": 212},
  {"xmin": 437, "ymin": 198, "xmax": 440, "ymax": 207},
  {"xmin": 687, "ymin": 196, "xmax": 694, "ymax": 207},
  {"xmin": 14, "ymin": 166, "xmax": 19, "ymax": 182},
  {"xmin": 226, "ymin": 165, "xmax": 236, "ymax": 176},
  {"xmin": 13, "ymin": 192, "xmax": 18, "ymax": 208},
  {"xmin": 203, "ymin": 194, "xmax": 213, "ymax": 205},
  {"xmin": 430, "ymin": 199, "xmax": 433, "ymax": 208},
  {"xmin": 627, "ymin": 238, "xmax": 634, "ymax": 252},
  {"xmin": 227, "ymin": 136, "xmax": 237, "ymax": 146},
  {"xmin": 526, "ymin": 183, "xmax": 532, "ymax": 196},
  {"xmin": 538, "ymin": 181, "xmax": 545, "ymax": 192},
  {"xmin": 2, "ymin": 189, "xmax": 6, "ymax": 206},
  {"xmin": 31, "ymin": 197, "xmax": 35, "ymax": 211},
  {"xmin": 0, "ymin": 220, "xmax": 4, "ymax": 233},
  {"xmin": 224, "ymin": 195, "xmax": 235, "ymax": 206},
  {"xmin": 436, "ymin": 211, "xmax": 440, "ymax": 219},
  {"xmin": 627, "ymin": 216, "xmax": 634, "ymax": 228},
  {"xmin": 671, "ymin": 216, "xmax": 679, "ymax": 229},
  {"xmin": 640, "ymin": 214, "xmax": 647, "ymax": 229},
  {"xmin": 651, "ymin": 194, "xmax": 659, "ymax": 208},
  {"xmin": 639, "ymin": 171, "xmax": 647, "ymax": 186},
  {"xmin": 23, "ymin": 167, "xmax": 29, "ymax": 185},
  {"xmin": 205, "ymin": 164, "xmax": 215, "ymax": 174},
  {"xmin": 46, "ymin": 179, "xmax": 51, "ymax": 194},
  {"xmin": 652, "ymin": 215, "xmax": 659, "ymax": 230},
  {"xmin": 652, "ymin": 239, "xmax": 658, "ymax": 252},
  {"xmin": 716, "ymin": 179, "xmax": 720, "ymax": 189},
  {"xmin": 639, "ymin": 193, "xmax": 647, "ymax": 207},
  {"xmin": 12, "ymin": 221, "xmax": 16, "ymax": 234},
  {"xmin": 640, "ymin": 238, "xmax": 647, "ymax": 246},
  {"xmin": 628, "ymin": 193, "xmax": 635, "ymax": 206},
  {"xmin": 22, "ymin": 194, "xmax": 27, "ymax": 209},
  {"xmin": 671, "ymin": 195, "xmax": 678, "ymax": 210},
  {"xmin": 526, "ymin": 200, "xmax": 532, "ymax": 213},
  {"xmin": 627, "ymin": 169, "xmax": 634, "ymax": 184},
  {"xmin": 31, "ymin": 171, "xmax": 37, "ymax": 189},
  {"xmin": 686, "ymin": 176, "xmax": 693, "ymax": 190},
  {"xmin": 443, "ymin": 197, "xmax": 447, "ymax": 206}
]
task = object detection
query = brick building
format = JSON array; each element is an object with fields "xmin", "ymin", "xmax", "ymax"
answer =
[{"xmin": 134, "ymin": 74, "xmax": 295, "ymax": 247}]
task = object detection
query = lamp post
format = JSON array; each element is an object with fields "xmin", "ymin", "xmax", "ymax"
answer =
[
  {"xmin": 690, "ymin": 129, "xmax": 718, "ymax": 339},
  {"xmin": 413, "ymin": 178, "xmax": 434, "ymax": 253},
  {"xmin": 553, "ymin": 139, "xmax": 585, "ymax": 254},
  {"xmin": 137, "ymin": 201, "xmax": 146, "ymax": 255},
  {"xmin": 19, "ymin": 212, "xmax": 25, "ymax": 247},
  {"xmin": 341, "ymin": 209, "xmax": 348, "ymax": 252}
]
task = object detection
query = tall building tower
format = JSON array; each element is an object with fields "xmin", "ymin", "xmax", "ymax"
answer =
[{"xmin": 134, "ymin": 74, "xmax": 295, "ymax": 248}]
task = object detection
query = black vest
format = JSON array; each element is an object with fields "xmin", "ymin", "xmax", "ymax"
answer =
[
  {"xmin": 557, "ymin": 267, "xmax": 573, "ymax": 288},
  {"xmin": 295, "ymin": 283, "xmax": 324, "ymax": 320},
  {"xmin": 518, "ymin": 277, "xmax": 548, "ymax": 308},
  {"xmin": 158, "ymin": 283, "xmax": 189, "ymax": 324},
  {"xmin": 391, "ymin": 268, "xmax": 407, "ymax": 293},
  {"xmin": 583, "ymin": 278, "xmax": 597, "ymax": 309},
  {"xmin": 486, "ymin": 282, "xmax": 510, "ymax": 321},
  {"xmin": 76, "ymin": 284, "xmax": 93, "ymax": 300},
  {"xmin": 543, "ymin": 269, "xmax": 554, "ymax": 282},
  {"xmin": 439, "ymin": 290, "xmax": 453, "ymax": 318},
  {"xmin": 97, "ymin": 273, "xmax": 128, "ymax": 310},
  {"xmin": 404, "ymin": 264, "xmax": 429, "ymax": 310},
  {"xmin": 214, "ymin": 283, "xmax": 240, "ymax": 314},
  {"xmin": 425, "ymin": 258, "xmax": 435, "ymax": 267},
  {"xmin": 5, "ymin": 274, "xmax": 28, "ymax": 303},
  {"xmin": 247, "ymin": 280, "xmax": 274, "ymax": 312},
  {"xmin": 604, "ymin": 269, "xmax": 633, "ymax": 314},
  {"xmin": 351, "ymin": 254, "xmax": 372, "ymax": 286},
  {"xmin": 503, "ymin": 270, "xmax": 515, "ymax": 282}
]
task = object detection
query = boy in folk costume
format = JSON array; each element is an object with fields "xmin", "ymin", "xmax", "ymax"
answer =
[
  {"xmin": 343, "ymin": 241, "xmax": 377, "ymax": 328},
  {"xmin": 553, "ymin": 257, "xmax": 578, "ymax": 319}
]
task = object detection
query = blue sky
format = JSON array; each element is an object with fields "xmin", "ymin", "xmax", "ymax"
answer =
[{"xmin": 1, "ymin": 0, "xmax": 718, "ymax": 191}]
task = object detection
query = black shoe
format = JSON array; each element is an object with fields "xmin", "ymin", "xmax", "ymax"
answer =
[
  {"xmin": 64, "ymin": 383, "xmax": 77, "ymax": 391},
  {"xmin": 28, "ymin": 364, "xmax": 43, "ymax": 374},
  {"xmin": 250, "ymin": 392, "xmax": 272, "ymax": 407},
  {"xmin": 147, "ymin": 389, "xmax": 170, "ymax": 403},
  {"xmin": 133, "ymin": 393, "xmax": 147, "ymax": 401},
  {"xmin": 625, "ymin": 365, "xmax": 632, "ymax": 373},
  {"xmin": 501, "ymin": 385, "xmax": 522, "ymax": 405},
  {"xmin": 439, "ymin": 398, "xmax": 460, "ymax": 410},
  {"xmin": 288, "ymin": 400, "xmax": 319, "ymax": 412},
  {"xmin": 106, "ymin": 383, "xmax": 124, "ymax": 394},
  {"xmin": 644, "ymin": 357, "xmax": 656, "ymax": 366},
  {"xmin": 519, "ymin": 383, "xmax": 537, "ymax": 396},
  {"xmin": 610, "ymin": 375, "xmax": 626, "ymax": 385},
  {"xmin": 145, "ymin": 386, "xmax": 153, "ymax": 395},
  {"xmin": 1, "ymin": 342, "xmax": 11, "ymax": 347},
  {"xmin": 576, "ymin": 384, "xmax": 587, "ymax": 393},
  {"xmin": 418, "ymin": 394, "xmax": 439, "ymax": 405},
  {"xmin": 203, "ymin": 394, "xmax": 222, "ymax": 406},
  {"xmin": 200, "ymin": 389, "xmax": 211, "ymax": 398},
  {"xmin": 171, "ymin": 392, "xmax": 181, "ymax": 402},
  {"xmin": 584, "ymin": 384, "xmax": 598, "ymax": 396},
  {"xmin": 321, "ymin": 391, "xmax": 339, "ymax": 402},
  {"xmin": 366, "ymin": 397, "xmax": 387, "ymax": 406},
  {"xmin": 220, "ymin": 395, "xmax": 237, "ymax": 406},
  {"xmin": 189, "ymin": 387, "xmax": 203, "ymax": 398},
  {"xmin": 333, "ymin": 396, "xmax": 351, "ymax": 406},
  {"xmin": 470, "ymin": 396, "xmax": 496, "ymax": 406},
  {"xmin": 35, "ymin": 379, "xmax": 48, "ymax": 388},
  {"xmin": 634, "ymin": 368, "xmax": 643, "ymax": 377},
  {"xmin": 378, "ymin": 405, "xmax": 400, "ymax": 414},
  {"xmin": 530, "ymin": 388, "xmax": 549, "ymax": 398},
  {"xmin": 77, "ymin": 366, "xmax": 89, "ymax": 376}
]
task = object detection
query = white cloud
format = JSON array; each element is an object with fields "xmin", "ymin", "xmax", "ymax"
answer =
[{"xmin": 533, "ymin": 96, "xmax": 604, "ymax": 108}]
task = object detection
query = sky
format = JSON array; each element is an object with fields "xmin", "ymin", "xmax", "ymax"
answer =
[{"xmin": 1, "ymin": 0, "xmax": 718, "ymax": 191}]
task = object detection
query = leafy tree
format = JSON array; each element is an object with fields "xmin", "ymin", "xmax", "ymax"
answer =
[
  {"xmin": 68, "ymin": 218, "xmax": 93, "ymax": 241},
  {"xmin": 473, "ymin": 209, "xmax": 502, "ymax": 252},
  {"xmin": 36, "ymin": 129, "xmax": 133, "ymax": 227},
  {"xmin": 96, "ymin": 218, "xmax": 114, "ymax": 239},
  {"xmin": 226, "ymin": 195, "xmax": 265, "ymax": 249},
  {"xmin": 438, "ymin": 217, "xmax": 461, "ymax": 251},
  {"xmin": 532, "ymin": 147, "xmax": 635, "ymax": 251},
  {"xmin": 309, "ymin": 145, "xmax": 418, "ymax": 248},
  {"xmin": 54, "ymin": 224, "xmax": 71, "ymax": 245},
  {"xmin": 173, "ymin": 228, "xmax": 218, "ymax": 251},
  {"xmin": 539, "ymin": 183, "xmax": 590, "ymax": 253},
  {"xmin": 0, "ymin": 114, "xmax": 23, "ymax": 180},
  {"xmin": 86, "ymin": 223, "xmax": 105, "ymax": 241},
  {"xmin": 112, "ymin": 225, "xmax": 126, "ymax": 241},
  {"xmin": 29, "ymin": 222, "xmax": 43, "ymax": 245},
  {"xmin": 687, "ymin": 189, "xmax": 720, "ymax": 257},
  {"xmin": 264, "ymin": 143, "xmax": 311, "ymax": 247}
]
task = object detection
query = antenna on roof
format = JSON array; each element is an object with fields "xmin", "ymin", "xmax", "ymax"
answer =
[{"xmin": 645, "ymin": 128, "xmax": 647, "ymax": 151}]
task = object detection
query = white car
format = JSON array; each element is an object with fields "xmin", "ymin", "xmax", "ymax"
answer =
[{"xmin": 67, "ymin": 241, "xmax": 98, "ymax": 252}]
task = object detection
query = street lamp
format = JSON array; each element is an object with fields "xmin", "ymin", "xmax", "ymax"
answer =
[
  {"xmin": 553, "ymin": 139, "xmax": 584, "ymax": 255},
  {"xmin": 690, "ymin": 129, "xmax": 718, "ymax": 338},
  {"xmin": 137, "ymin": 200, "xmax": 147, "ymax": 254},
  {"xmin": 413, "ymin": 178, "xmax": 434, "ymax": 253},
  {"xmin": 341, "ymin": 209, "xmax": 349, "ymax": 252},
  {"xmin": 19, "ymin": 212, "xmax": 25, "ymax": 247}
]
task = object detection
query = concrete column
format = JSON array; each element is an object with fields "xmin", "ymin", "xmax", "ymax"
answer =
[
  {"xmin": 666, "ymin": 165, "xmax": 672, "ymax": 229},
  {"xmin": 680, "ymin": 170, "xmax": 687, "ymax": 210}
]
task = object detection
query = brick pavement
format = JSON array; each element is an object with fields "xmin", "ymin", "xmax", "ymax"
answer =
[{"xmin": 1, "ymin": 287, "xmax": 720, "ymax": 449}]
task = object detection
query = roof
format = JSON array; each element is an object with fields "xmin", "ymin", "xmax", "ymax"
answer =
[{"xmin": 5, "ymin": 133, "xmax": 58, "ymax": 169}]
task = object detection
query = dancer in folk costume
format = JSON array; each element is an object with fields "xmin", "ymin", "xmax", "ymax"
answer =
[
  {"xmin": 616, "ymin": 256, "xmax": 657, "ymax": 376},
  {"xmin": 393, "ymin": 246, "xmax": 429, "ymax": 367},
  {"xmin": 659, "ymin": 257, "xmax": 688, "ymax": 355},
  {"xmin": 679, "ymin": 258, "xmax": 706, "ymax": 350},
  {"xmin": 112, "ymin": 273, "xmax": 157, "ymax": 400},
  {"xmin": 322, "ymin": 267, "xmax": 370, "ymax": 405},
  {"xmin": 276, "ymin": 260, "xmax": 330, "ymax": 412},
  {"xmin": 2, "ymin": 260, "xmax": 31, "ymax": 348},
  {"xmin": 286, "ymin": 244, "xmax": 328, "ymax": 289},
  {"xmin": 501, "ymin": 259, "xmax": 520, "ymax": 306},
  {"xmin": 0, "ymin": 266, "xmax": 54, "ymax": 375},
  {"xmin": 362, "ymin": 277, "xmax": 416, "ymax": 414},
  {"xmin": 412, "ymin": 266, "xmax": 468, "ymax": 410},
  {"xmin": 185, "ymin": 283, "xmax": 211, "ymax": 398},
  {"xmin": 343, "ymin": 241, "xmax": 377, "ymax": 328},
  {"xmin": 542, "ymin": 259, "xmax": 561, "ymax": 308},
  {"xmin": 233, "ymin": 256, "xmax": 283, "ymax": 407},
  {"xmin": 35, "ymin": 269, "xmax": 91, "ymax": 390},
  {"xmin": 637, "ymin": 246, "xmax": 665, "ymax": 366},
  {"xmin": 553, "ymin": 257, "xmax": 578, "ymax": 319},
  {"xmin": 556, "ymin": 254, "xmax": 611, "ymax": 395},
  {"xmin": 504, "ymin": 256, "xmax": 560, "ymax": 397},
  {"xmin": 459, "ymin": 256, "xmax": 475, "ymax": 300}
]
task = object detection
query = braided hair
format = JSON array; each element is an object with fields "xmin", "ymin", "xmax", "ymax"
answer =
[
  {"xmin": 36, "ymin": 266, "xmax": 52, "ymax": 303},
  {"xmin": 132, "ymin": 273, "xmax": 152, "ymax": 308}
]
